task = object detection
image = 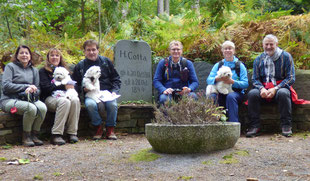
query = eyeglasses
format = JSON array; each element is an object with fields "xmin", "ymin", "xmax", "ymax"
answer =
[{"xmin": 171, "ymin": 48, "xmax": 181, "ymax": 51}]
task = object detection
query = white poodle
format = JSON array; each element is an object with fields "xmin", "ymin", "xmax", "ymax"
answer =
[
  {"xmin": 82, "ymin": 66, "xmax": 120, "ymax": 103},
  {"xmin": 82, "ymin": 66, "xmax": 104, "ymax": 103},
  {"xmin": 52, "ymin": 67, "xmax": 78, "ymax": 100},
  {"xmin": 206, "ymin": 66, "xmax": 234, "ymax": 96}
]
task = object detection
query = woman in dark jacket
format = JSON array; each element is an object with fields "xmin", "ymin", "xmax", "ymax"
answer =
[{"xmin": 39, "ymin": 48, "xmax": 80, "ymax": 145}]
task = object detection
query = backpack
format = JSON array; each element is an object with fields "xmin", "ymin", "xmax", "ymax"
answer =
[
  {"xmin": 218, "ymin": 59, "xmax": 241, "ymax": 78},
  {"xmin": 163, "ymin": 57, "xmax": 188, "ymax": 82}
]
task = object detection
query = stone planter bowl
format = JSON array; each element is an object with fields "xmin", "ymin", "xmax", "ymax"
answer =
[{"xmin": 145, "ymin": 122, "xmax": 240, "ymax": 154}]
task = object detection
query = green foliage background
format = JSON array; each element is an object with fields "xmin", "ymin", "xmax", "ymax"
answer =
[{"xmin": 0, "ymin": 0, "xmax": 310, "ymax": 69}]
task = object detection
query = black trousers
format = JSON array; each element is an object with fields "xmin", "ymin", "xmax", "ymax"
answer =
[{"xmin": 247, "ymin": 88, "xmax": 292, "ymax": 128}]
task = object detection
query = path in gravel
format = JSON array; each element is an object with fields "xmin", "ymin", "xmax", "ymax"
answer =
[{"xmin": 1, "ymin": 133, "xmax": 310, "ymax": 181}]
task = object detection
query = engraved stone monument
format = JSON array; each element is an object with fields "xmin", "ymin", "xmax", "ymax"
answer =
[{"xmin": 114, "ymin": 40, "xmax": 152, "ymax": 102}]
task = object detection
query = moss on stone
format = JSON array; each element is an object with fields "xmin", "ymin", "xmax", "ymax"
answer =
[{"xmin": 129, "ymin": 148, "xmax": 161, "ymax": 162}]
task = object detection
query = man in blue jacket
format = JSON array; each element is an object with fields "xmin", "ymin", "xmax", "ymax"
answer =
[
  {"xmin": 153, "ymin": 40, "xmax": 199, "ymax": 105},
  {"xmin": 246, "ymin": 34, "xmax": 295, "ymax": 137}
]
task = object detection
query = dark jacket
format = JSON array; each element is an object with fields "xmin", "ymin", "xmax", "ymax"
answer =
[
  {"xmin": 39, "ymin": 67, "xmax": 66, "ymax": 101},
  {"xmin": 252, "ymin": 50, "xmax": 295, "ymax": 90},
  {"xmin": 72, "ymin": 56, "xmax": 121, "ymax": 94}
]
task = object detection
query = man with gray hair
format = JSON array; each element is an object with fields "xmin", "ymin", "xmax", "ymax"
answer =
[{"xmin": 246, "ymin": 34, "xmax": 295, "ymax": 137}]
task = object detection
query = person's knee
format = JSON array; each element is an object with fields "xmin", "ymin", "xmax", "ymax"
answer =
[
  {"xmin": 248, "ymin": 89, "xmax": 260, "ymax": 100},
  {"xmin": 85, "ymin": 99, "xmax": 97, "ymax": 111},
  {"xmin": 106, "ymin": 100, "xmax": 117, "ymax": 110},
  {"xmin": 26, "ymin": 104, "xmax": 38, "ymax": 117},
  {"xmin": 59, "ymin": 97, "xmax": 71, "ymax": 106},
  {"xmin": 277, "ymin": 88, "xmax": 290, "ymax": 98},
  {"xmin": 159, "ymin": 94, "xmax": 168, "ymax": 104}
]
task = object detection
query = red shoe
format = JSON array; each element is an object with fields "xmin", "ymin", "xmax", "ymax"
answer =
[
  {"xmin": 93, "ymin": 125, "xmax": 103, "ymax": 140},
  {"xmin": 106, "ymin": 127, "xmax": 117, "ymax": 140}
]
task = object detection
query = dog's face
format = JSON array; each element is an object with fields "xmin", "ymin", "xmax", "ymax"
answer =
[
  {"xmin": 84, "ymin": 66, "xmax": 101, "ymax": 81},
  {"xmin": 53, "ymin": 67, "xmax": 69, "ymax": 81},
  {"xmin": 217, "ymin": 66, "xmax": 232, "ymax": 78}
]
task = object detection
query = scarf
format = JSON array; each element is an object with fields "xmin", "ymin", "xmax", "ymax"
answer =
[{"xmin": 263, "ymin": 47, "xmax": 283, "ymax": 85}]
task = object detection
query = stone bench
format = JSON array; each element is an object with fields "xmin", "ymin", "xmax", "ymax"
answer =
[{"xmin": 0, "ymin": 104, "xmax": 154, "ymax": 144}]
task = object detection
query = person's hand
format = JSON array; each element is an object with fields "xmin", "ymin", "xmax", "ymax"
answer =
[
  {"xmin": 83, "ymin": 87, "xmax": 89, "ymax": 93},
  {"xmin": 25, "ymin": 85, "xmax": 37, "ymax": 93},
  {"xmin": 260, "ymin": 88, "xmax": 269, "ymax": 98},
  {"xmin": 222, "ymin": 77, "xmax": 234, "ymax": 84},
  {"xmin": 181, "ymin": 87, "xmax": 191, "ymax": 94},
  {"xmin": 266, "ymin": 87, "xmax": 277, "ymax": 99},
  {"xmin": 163, "ymin": 88, "xmax": 173, "ymax": 95},
  {"xmin": 65, "ymin": 84, "xmax": 75, "ymax": 90}
]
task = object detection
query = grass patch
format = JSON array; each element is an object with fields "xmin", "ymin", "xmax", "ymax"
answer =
[
  {"xmin": 220, "ymin": 154, "xmax": 239, "ymax": 164},
  {"xmin": 129, "ymin": 148, "xmax": 161, "ymax": 162},
  {"xmin": 202, "ymin": 160, "xmax": 213, "ymax": 165},
  {"xmin": 53, "ymin": 172, "xmax": 64, "ymax": 176},
  {"xmin": 177, "ymin": 176, "xmax": 193, "ymax": 180},
  {"xmin": 0, "ymin": 157, "xmax": 7, "ymax": 161},
  {"xmin": 234, "ymin": 150, "xmax": 249, "ymax": 156},
  {"xmin": 1, "ymin": 144, "xmax": 12, "ymax": 149},
  {"xmin": 33, "ymin": 175, "xmax": 43, "ymax": 180},
  {"xmin": 293, "ymin": 131, "xmax": 310, "ymax": 139}
]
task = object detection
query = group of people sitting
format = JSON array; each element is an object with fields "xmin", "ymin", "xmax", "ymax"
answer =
[
  {"xmin": 154, "ymin": 34, "xmax": 295, "ymax": 138},
  {"xmin": 0, "ymin": 34, "xmax": 296, "ymax": 147},
  {"xmin": 0, "ymin": 39, "xmax": 121, "ymax": 147}
]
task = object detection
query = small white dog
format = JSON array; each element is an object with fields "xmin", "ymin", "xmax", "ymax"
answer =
[
  {"xmin": 82, "ymin": 66, "xmax": 103, "ymax": 103},
  {"xmin": 52, "ymin": 67, "xmax": 78, "ymax": 100},
  {"xmin": 206, "ymin": 66, "xmax": 234, "ymax": 96}
]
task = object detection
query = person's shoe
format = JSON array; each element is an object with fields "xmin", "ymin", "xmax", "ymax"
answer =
[
  {"xmin": 23, "ymin": 132, "xmax": 35, "ymax": 147},
  {"xmin": 32, "ymin": 131, "xmax": 43, "ymax": 146},
  {"xmin": 93, "ymin": 125, "xmax": 104, "ymax": 140},
  {"xmin": 51, "ymin": 135, "xmax": 66, "ymax": 145},
  {"xmin": 106, "ymin": 127, "xmax": 117, "ymax": 140},
  {"xmin": 282, "ymin": 126, "xmax": 292, "ymax": 137},
  {"xmin": 246, "ymin": 128, "xmax": 260, "ymax": 138},
  {"xmin": 68, "ymin": 134, "xmax": 79, "ymax": 143}
]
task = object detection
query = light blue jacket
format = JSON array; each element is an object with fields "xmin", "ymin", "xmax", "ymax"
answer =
[{"xmin": 206, "ymin": 56, "xmax": 249, "ymax": 93}]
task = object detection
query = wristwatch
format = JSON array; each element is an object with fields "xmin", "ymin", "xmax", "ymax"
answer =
[{"xmin": 274, "ymin": 86, "xmax": 279, "ymax": 90}]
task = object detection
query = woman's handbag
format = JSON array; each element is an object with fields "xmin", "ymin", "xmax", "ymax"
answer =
[{"xmin": 18, "ymin": 92, "xmax": 39, "ymax": 102}]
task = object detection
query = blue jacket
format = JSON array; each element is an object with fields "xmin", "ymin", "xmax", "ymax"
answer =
[
  {"xmin": 252, "ymin": 51, "xmax": 295, "ymax": 90},
  {"xmin": 153, "ymin": 56, "xmax": 199, "ymax": 94},
  {"xmin": 207, "ymin": 56, "xmax": 249, "ymax": 93}
]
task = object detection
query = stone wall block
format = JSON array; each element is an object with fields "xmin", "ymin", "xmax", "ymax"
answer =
[
  {"xmin": 0, "ymin": 129, "xmax": 13, "ymax": 136},
  {"xmin": 117, "ymin": 114, "xmax": 131, "ymax": 122},
  {"xmin": 117, "ymin": 120, "xmax": 137, "ymax": 128}
]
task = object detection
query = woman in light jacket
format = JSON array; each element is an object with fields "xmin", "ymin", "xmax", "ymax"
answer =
[{"xmin": 0, "ymin": 45, "xmax": 47, "ymax": 147}]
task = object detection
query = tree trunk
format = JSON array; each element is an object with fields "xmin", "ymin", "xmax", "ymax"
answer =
[
  {"xmin": 5, "ymin": 15, "xmax": 13, "ymax": 39},
  {"xmin": 80, "ymin": 0, "xmax": 86, "ymax": 31},
  {"xmin": 157, "ymin": 0, "xmax": 164, "ymax": 15},
  {"xmin": 98, "ymin": 0, "xmax": 101, "ymax": 45},
  {"xmin": 164, "ymin": 0, "xmax": 169, "ymax": 15}
]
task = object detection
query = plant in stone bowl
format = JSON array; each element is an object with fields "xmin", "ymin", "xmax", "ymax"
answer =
[
  {"xmin": 154, "ymin": 94, "xmax": 227, "ymax": 125},
  {"xmin": 145, "ymin": 93, "xmax": 240, "ymax": 154}
]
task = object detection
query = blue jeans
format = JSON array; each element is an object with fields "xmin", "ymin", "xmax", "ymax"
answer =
[
  {"xmin": 210, "ymin": 92, "xmax": 244, "ymax": 122},
  {"xmin": 85, "ymin": 98, "xmax": 118, "ymax": 127},
  {"xmin": 159, "ymin": 92, "xmax": 198, "ymax": 105}
]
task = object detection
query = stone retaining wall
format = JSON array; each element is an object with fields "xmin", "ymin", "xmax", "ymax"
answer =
[
  {"xmin": 0, "ymin": 105, "xmax": 154, "ymax": 144},
  {"xmin": 1, "ymin": 63, "xmax": 310, "ymax": 144}
]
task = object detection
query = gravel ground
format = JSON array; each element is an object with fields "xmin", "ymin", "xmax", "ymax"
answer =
[{"xmin": 1, "ymin": 133, "xmax": 310, "ymax": 181}]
